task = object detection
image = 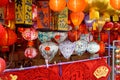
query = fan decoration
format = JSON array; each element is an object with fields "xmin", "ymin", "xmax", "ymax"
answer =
[
  {"xmin": 87, "ymin": 41, "xmax": 100, "ymax": 54},
  {"xmin": 38, "ymin": 31, "xmax": 53, "ymax": 43},
  {"xmin": 59, "ymin": 40, "xmax": 75, "ymax": 59},
  {"xmin": 53, "ymin": 32, "xmax": 68, "ymax": 43},
  {"xmin": 22, "ymin": 28, "xmax": 38, "ymax": 59},
  {"xmin": 74, "ymin": 40, "xmax": 88, "ymax": 56},
  {"xmin": 39, "ymin": 42, "xmax": 58, "ymax": 67}
]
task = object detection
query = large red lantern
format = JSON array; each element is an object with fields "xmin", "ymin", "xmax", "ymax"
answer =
[
  {"xmin": 0, "ymin": 58, "xmax": 6, "ymax": 73},
  {"xmin": 110, "ymin": 0, "xmax": 120, "ymax": 10},
  {"xmin": 0, "ymin": 0, "xmax": 8, "ymax": 7},
  {"xmin": 67, "ymin": 0, "xmax": 87, "ymax": 12},
  {"xmin": 70, "ymin": 12, "xmax": 84, "ymax": 29},
  {"xmin": 0, "ymin": 27, "xmax": 17, "ymax": 52},
  {"xmin": 0, "ymin": 24, "xmax": 6, "ymax": 38},
  {"xmin": 49, "ymin": 0, "xmax": 66, "ymax": 12}
]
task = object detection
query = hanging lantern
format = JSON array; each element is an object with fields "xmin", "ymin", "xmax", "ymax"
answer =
[
  {"xmin": 67, "ymin": 0, "xmax": 87, "ymax": 12},
  {"xmin": 24, "ymin": 47, "xmax": 38, "ymax": 59},
  {"xmin": 49, "ymin": 0, "xmax": 66, "ymax": 12},
  {"xmin": 0, "ymin": 27, "xmax": 17, "ymax": 52},
  {"xmin": 98, "ymin": 41, "xmax": 105, "ymax": 57},
  {"xmin": 0, "ymin": 58, "xmax": 6, "ymax": 73},
  {"xmin": 0, "ymin": 0, "xmax": 8, "ymax": 7},
  {"xmin": 89, "ymin": 8, "xmax": 100, "ymax": 20},
  {"xmin": 110, "ymin": 0, "xmax": 120, "ymax": 10},
  {"xmin": 70, "ymin": 12, "xmax": 84, "ymax": 29},
  {"xmin": 113, "ymin": 22, "xmax": 120, "ymax": 30},
  {"xmin": 0, "ymin": 24, "xmax": 6, "ymax": 39},
  {"xmin": 103, "ymin": 22, "xmax": 114, "ymax": 31},
  {"xmin": 102, "ymin": 12, "xmax": 110, "ymax": 22}
]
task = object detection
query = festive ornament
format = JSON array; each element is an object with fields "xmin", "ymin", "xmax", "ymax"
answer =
[
  {"xmin": 113, "ymin": 22, "xmax": 120, "ymax": 30},
  {"xmin": 59, "ymin": 40, "xmax": 75, "ymax": 59},
  {"xmin": 74, "ymin": 40, "xmax": 88, "ymax": 56},
  {"xmin": 22, "ymin": 28, "xmax": 38, "ymax": 41},
  {"xmin": 53, "ymin": 32, "xmax": 67, "ymax": 43},
  {"xmin": 0, "ymin": 0, "xmax": 8, "ymax": 7},
  {"xmin": 67, "ymin": 0, "xmax": 87, "ymax": 12},
  {"xmin": 70, "ymin": 12, "xmax": 84, "ymax": 29},
  {"xmin": 103, "ymin": 22, "xmax": 113, "ymax": 31},
  {"xmin": 24, "ymin": 47, "xmax": 38, "ymax": 59},
  {"xmin": 98, "ymin": 41, "xmax": 105, "ymax": 57},
  {"xmin": 38, "ymin": 31, "xmax": 53, "ymax": 43},
  {"xmin": 78, "ymin": 24, "xmax": 88, "ymax": 34},
  {"xmin": 49, "ymin": 0, "xmax": 66, "ymax": 12},
  {"xmin": 39, "ymin": 42, "xmax": 58, "ymax": 67},
  {"xmin": 102, "ymin": 12, "xmax": 110, "ymax": 22},
  {"xmin": 0, "ymin": 24, "xmax": 6, "ymax": 39},
  {"xmin": 89, "ymin": 9, "xmax": 99, "ymax": 20},
  {"xmin": 0, "ymin": 27, "xmax": 17, "ymax": 52},
  {"xmin": 100, "ymin": 32, "xmax": 108, "ymax": 43},
  {"xmin": 0, "ymin": 58, "xmax": 6, "ymax": 73},
  {"xmin": 68, "ymin": 30, "xmax": 81, "ymax": 42},
  {"xmin": 110, "ymin": 0, "xmax": 120, "ymax": 10},
  {"xmin": 87, "ymin": 41, "xmax": 100, "ymax": 54}
]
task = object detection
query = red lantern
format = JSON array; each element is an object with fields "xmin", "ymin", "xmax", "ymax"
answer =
[
  {"xmin": 103, "ymin": 22, "xmax": 113, "ymax": 30},
  {"xmin": 0, "ymin": 0, "xmax": 8, "ymax": 7},
  {"xmin": 0, "ymin": 58, "xmax": 6, "ymax": 73},
  {"xmin": 70, "ymin": 12, "xmax": 84, "ymax": 29},
  {"xmin": 49, "ymin": 0, "xmax": 66, "ymax": 12},
  {"xmin": 0, "ymin": 24, "xmax": 6, "ymax": 38},
  {"xmin": 98, "ymin": 41, "xmax": 105, "ymax": 57},
  {"xmin": 110, "ymin": 0, "xmax": 120, "ymax": 10},
  {"xmin": 112, "ymin": 22, "xmax": 120, "ymax": 30},
  {"xmin": 67, "ymin": 0, "xmax": 87, "ymax": 12},
  {"xmin": 100, "ymin": 32, "xmax": 108, "ymax": 43},
  {"xmin": 0, "ymin": 27, "xmax": 17, "ymax": 52}
]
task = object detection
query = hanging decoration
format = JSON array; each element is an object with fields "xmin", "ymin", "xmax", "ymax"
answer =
[
  {"xmin": 22, "ymin": 28, "xmax": 38, "ymax": 58},
  {"xmin": 110, "ymin": 0, "xmax": 120, "ymax": 10},
  {"xmin": 39, "ymin": 42, "xmax": 58, "ymax": 67},
  {"xmin": 0, "ymin": 0, "xmax": 8, "ymax": 7},
  {"xmin": 59, "ymin": 40, "xmax": 75, "ymax": 59},
  {"xmin": 103, "ymin": 22, "xmax": 114, "ymax": 31},
  {"xmin": 67, "ymin": 0, "xmax": 87, "ymax": 12},
  {"xmin": 70, "ymin": 11, "xmax": 84, "ymax": 29},
  {"xmin": 102, "ymin": 12, "xmax": 110, "ymax": 22},
  {"xmin": 15, "ymin": 0, "xmax": 32, "ymax": 25},
  {"xmin": 0, "ymin": 27, "xmax": 17, "ymax": 52},
  {"xmin": 0, "ymin": 58, "xmax": 6, "ymax": 73},
  {"xmin": 113, "ymin": 22, "xmax": 120, "ymax": 30},
  {"xmin": 0, "ymin": 24, "xmax": 6, "ymax": 39},
  {"xmin": 38, "ymin": 31, "xmax": 53, "ymax": 43},
  {"xmin": 53, "ymin": 32, "xmax": 68, "ymax": 43},
  {"xmin": 89, "ymin": 8, "xmax": 100, "ymax": 20},
  {"xmin": 87, "ymin": 41, "xmax": 100, "ymax": 54},
  {"xmin": 80, "ymin": 33, "xmax": 93, "ymax": 42},
  {"xmin": 49, "ymin": 0, "xmax": 66, "ymax": 12},
  {"xmin": 74, "ymin": 40, "xmax": 88, "ymax": 56},
  {"xmin": 98, "ymin": 41, "xmax": 105, "ymax": 57}
]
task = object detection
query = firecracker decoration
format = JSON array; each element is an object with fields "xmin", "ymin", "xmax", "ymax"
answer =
[{"xmin": 15, "ymin": 0, "xmax": 32, "ymax": 25}]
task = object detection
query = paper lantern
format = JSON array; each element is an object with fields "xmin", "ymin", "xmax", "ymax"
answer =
[
  {"xmin": 103, "ymin": 22, "xmax": 113, "ymax": 31},
  {"xmin": 70, "ymin": 12, "xmax": 84, "ymax": 29},
  {"xmin": 110, "ymin": 0, "xmax": 120, "ymax": 10},
  {"xmin": 22, "ymin": 28, "xmax": 38, "ymax": 41},
  {"xmin": 67, "ymin": 0, "xmax": 87, "ymax": 12},
  {"xmin": 24, "ymin": 47, "xmax": 38, "ymax": 59},
  {"xmin": 98, "ymin": 41, "xmax": 105, "ymax": 57},
  {"xmin": 0, "ymin": 58, "xmax": 6, "ymax": 73},
  {"xmin": 89, "ymin": 9, "xmax": 100, "ymax": 20},
  {"xmin": 0, "ymin": 24, "xmax": 6, "ymax": 39},
  {"xmin": 113, "ymin": 22, "xmax": 120, "ymax": 30},
  {"xmin": 49, "ymin": 0, "xmax": 66, "ymax": 12},
  {"xmin": 0, "ymin": 0, "xmax": 8, "ymax": 7},
  {"xmin": 59, "ymin": 40, "xmax": 75, "ymax": 59}
]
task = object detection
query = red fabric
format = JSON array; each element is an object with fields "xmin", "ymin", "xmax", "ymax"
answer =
[{"xmin": 0, "ymin": 59, "xmax": 111, "ymax": 80}]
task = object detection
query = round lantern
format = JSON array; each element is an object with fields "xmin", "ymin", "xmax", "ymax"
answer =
[
  {"xmin": 67, "ymin": 0, "xmax": 87, "ymax": 12},
  {"xmin": 24, "ymin": 47, "xmax": 38, "ymax": 59},
  {"xmin": 0, "ymin": 58, "xmax": 6, "ymax": 73},
  {"xmin": 0, "ymin": 24, "xmax": 6, "ymax": 39},
  {"xmin": 0, "ymin": 0, "xmax": 8, "ymax": 7},
  {"xmin": 103, "ymin": 22, "xmax": 113, "ymax": 31},
  {"xmin": 70, "ymin": 12, "xmax": 84, "ymax": 29},
  {"xmin": 0, "ymin": 27, "xmax": 17, "ymax": 52},
  {"xmin": 49, "ymin": 0, "xmax": 66, "ymax": 12},
  {"xmin": 110, "ymin": 0, "xmax": 120, "ymax": 10}
]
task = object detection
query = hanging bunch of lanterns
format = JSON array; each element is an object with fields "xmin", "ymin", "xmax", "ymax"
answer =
[{"xmin": 22, "ymin": 28, "xmax": 38, "ymax": 59}]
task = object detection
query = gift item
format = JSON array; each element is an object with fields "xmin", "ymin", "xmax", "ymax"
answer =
[{"xmin": 59, "ymin": 40, "xmax": 75, "ymax": 59}]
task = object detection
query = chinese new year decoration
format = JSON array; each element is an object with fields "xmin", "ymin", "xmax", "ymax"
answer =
[
  {"xmin": 0, "ymin": 57, "xmax": 6, "ymax": 73},
  {"xmin": 110, "ymin": 0, "xmax": 120, "ymax": 10}
]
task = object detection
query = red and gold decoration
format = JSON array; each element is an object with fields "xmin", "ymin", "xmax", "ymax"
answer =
[
  {"xmin": 67, "ymin": 0, "xmax": 87, "ymax": 12},
  {"xmin": 15, "ymin": 0, "xmax": 32, "ymax": 25},
  {"xmin": 49, "ymin": 0, "xmax": 66, "ymax": 12},
  {"xmin": 22, "ymin": 28, "xmax": 38, "ymax": 58}
]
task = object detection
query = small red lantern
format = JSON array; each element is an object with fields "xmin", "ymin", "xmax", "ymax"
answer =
[
  {"xmin": 67, "ymin": 0, "xmax": 87, "ymax": 12},
  {"xmin": 70, "ymin": 12, "xmax": 84, "ymax": 29},
  {"xmin": 110, "ymin": 0, "xmax": 120, "ymax": 10},
  {"xmin": 0, "ymin": 27, "xmax": 17, "ymax": 52},
  {"xmin": 103, "ymin": 22, "xmax": 114, "ymax": 30},
  {"xmin": 0, "ymin": 58, "xmax": 6, "ymax": 73},
  {"xmin": 113, "ymin": 22, "xmax": 120, "ymax": 30},
  {"xmin": 0, "ymin": 0, "xmax": 8, "ymax": 7},
  {"xmin": 49, "ymin": 0, "xmax": 66, "ymax": 12}
]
